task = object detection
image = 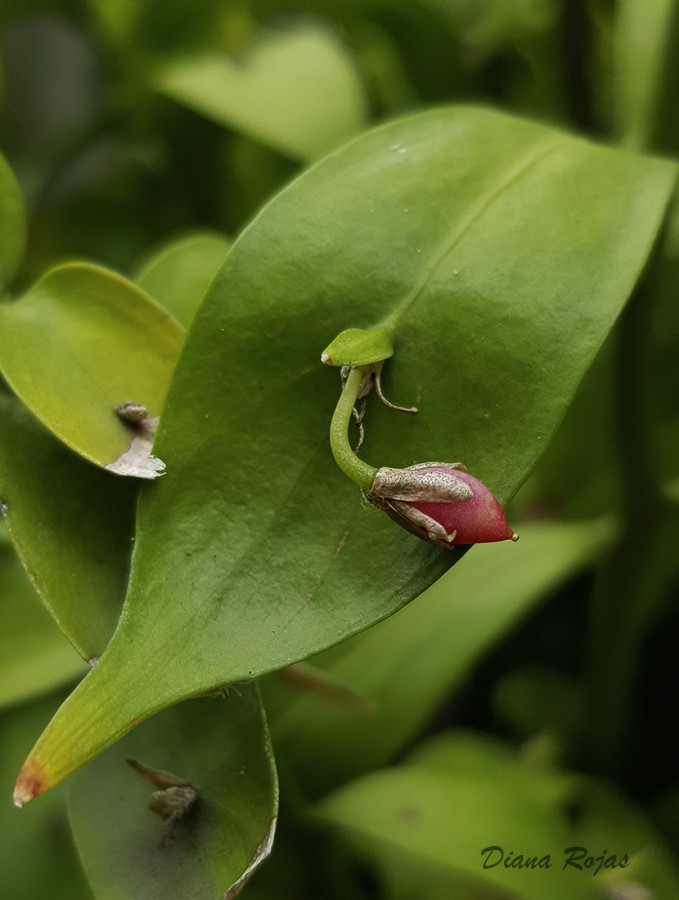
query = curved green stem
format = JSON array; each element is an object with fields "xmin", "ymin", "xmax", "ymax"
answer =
[{"xmin": 329, "ymin": 367, "xmax": 378, "ymax": 492}]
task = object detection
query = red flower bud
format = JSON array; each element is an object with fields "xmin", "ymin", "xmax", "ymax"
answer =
[{"xmin": 366, "ymin": 462, "xmax": 518, "ymax": 547}]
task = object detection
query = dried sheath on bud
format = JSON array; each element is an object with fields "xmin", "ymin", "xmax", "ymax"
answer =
[{"xmin": 366, "ymin": 462, "xmax": 518, "ymax": 547}]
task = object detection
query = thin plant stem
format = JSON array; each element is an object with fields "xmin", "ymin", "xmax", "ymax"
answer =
[{"xmin": 328, "ymin": 366, "xmax": 378, "ymax": 492}]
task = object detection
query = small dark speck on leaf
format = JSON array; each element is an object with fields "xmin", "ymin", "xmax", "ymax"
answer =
[
  {"xmin": 13, "ymin": 757, "xmax": 47, "ymax": 807},
  {"xmin": 398, "ymin": 806, "xmax": 420, "ymax": 823}
]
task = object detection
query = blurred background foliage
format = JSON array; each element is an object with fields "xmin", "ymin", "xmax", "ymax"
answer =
[
  {"xmin": 1, "ymin": 1, "xmax": 679, "ymax": 898},
  {"xmin": 0, "ymin": 0, "xmax": 615, "ymax": 283}
]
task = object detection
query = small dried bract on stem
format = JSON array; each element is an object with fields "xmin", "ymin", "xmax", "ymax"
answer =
[
  {"xmin": 367, "ymin": 462, "xmax": 518, "ymax": 546},
  {"xmin": 340, "ymin": 362, "xmax": 417, "ymax": 451},
  {"xmin": 127, "ymin": 758, "xmax": 197, "ymax": 845}
]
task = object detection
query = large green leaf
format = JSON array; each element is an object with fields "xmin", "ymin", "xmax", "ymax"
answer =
[
  {"xmin": 68, "ymin": 686, "xmax": 277, "ymax": 900},
  {"xmin": 0, "ymin": 394, "xmax": 135, "ymax": 659},
  {"xmin": 317, "ymin": 731, "xmax": 679, "ymax": 900},
  {"xmin": 0, "ymin": 150, "xmax": 25, "ymax": 290},
  {"xmin": 0, "ymin": 262, "xmax": 183, "ymax": 478},
  {"xmin": 0, "ymin": 538, "xmax": 85, "ymax": 709},
  {"xmin": 155, "ymin": 23, "xmax": 368, "ymax": 161},
  {"xmin": 15, "ymin": 107, "xmax": 675, "ymax": 802},
  {"xmin": 264, "ymin": 518, "xmax": 611, "ymax": 796}
]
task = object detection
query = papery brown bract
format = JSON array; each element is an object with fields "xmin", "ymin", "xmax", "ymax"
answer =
[{"xmin": 367, "ymin": 463, "xmax": 518, "ymax": 547}]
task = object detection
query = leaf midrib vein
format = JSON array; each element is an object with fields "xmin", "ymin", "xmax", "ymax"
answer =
[{"xmin": 379, "ymin": 134, "xmax": 567, "ymax": 331}]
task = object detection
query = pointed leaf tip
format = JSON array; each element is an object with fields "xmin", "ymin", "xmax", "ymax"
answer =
[{"xmin": 13, "ymin": 756, "xmax": 47, "ymax": 807}]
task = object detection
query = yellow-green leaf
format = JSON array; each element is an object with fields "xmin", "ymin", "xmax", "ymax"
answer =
[{"xmin": 0, "ymin": 262, "xmax": 183, "ymax": 478}]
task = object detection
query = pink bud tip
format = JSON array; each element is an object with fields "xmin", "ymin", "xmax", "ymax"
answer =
[{"xmin": 406, "ymin": 466, "xmax": 516, "ymax": 545}]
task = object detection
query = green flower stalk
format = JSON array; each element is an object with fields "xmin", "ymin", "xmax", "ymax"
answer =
[
  {"xmin": 328, "ymin": 364, "xmax": 378, "ymax": 492},
  {"xmin": 323, "ymin": 328, "xmax": 518, "ymax": 547}
]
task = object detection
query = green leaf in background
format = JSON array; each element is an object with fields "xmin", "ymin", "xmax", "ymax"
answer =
[
  {"xmin": 0, "ymin": 149, "xmax": 26, "ymax": 290},
  {"xmin": 409, "ymin": 734, "xmax": 679, "ymax": 898},
  {"xmin": 86, "ymin": 0, "xmax": 139, "ymax": 47},
  {"xmin": 15, "ymin": 107, "xmax": 676, "ymax": 803},
  {"xmin": 614, "ymin": 0, "xmax": 679, "ymax": 152},
  {"xmin": 0, "ymin": 695, "xmax": 91, "ymax": 900},
  {"xmin": 421, "ymin": 0, "xmax": 556, "ymax": 53},
  {"xmin": 0, "ymin": 537, "xmax": 85, "ymax": 709},
  {"xmin": 87, "ymin": 0, "xmax": 237, "ymax": 56},
  {"xmin": 68, "ymin": 685, "xmax": 277, "ymax": 900},
  {"xmin": 264, "ymin": 518, "xmax": 611, "ymax": 796},
  {"xmin": 0, "ymin": 262, "xmax": 183, "ymax": 478},
  {"xmin": 134, "ymin": 230, "xmax": 231, "ymax": 327},
  {"xmin": 0, "ymin": 393, "xmax": 135, "ymax": 660},
  {"xmin": 570, "ymin": 778, "xmax": 679, "ymax": 900},
  {"xmin": 317, "ymin": 731, "xmax": 679, "ymax": 900},
  {"xmin": 493, "ymin": 665, "xmax": 583, "ymax": 744},
  {"xmin": 155, "ymin": 23, "xmax": 368, "ymax": 161}
]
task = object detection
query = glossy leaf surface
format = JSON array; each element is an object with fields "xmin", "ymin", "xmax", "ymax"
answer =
[
  {"xmin": 0, "ymin": 262, "xmax": 183, "ymax": 477},
  {"xmin": 0, "ymin": 394, "xmax": 135, "ymax": 659},
  {"xmin": 265, "ymin": 518, "xmax": 611, "ymax": 795},
  {"xmin": 155, "ymin": 24, "xmax": 368, "ymax": 161},
  {"xmin": 68, "ymin": 686, "xmax": 277, "ymax": 900},
  {"xmin": 16, "ymin": 107, "xmax": 676, "ymax": 801}
]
